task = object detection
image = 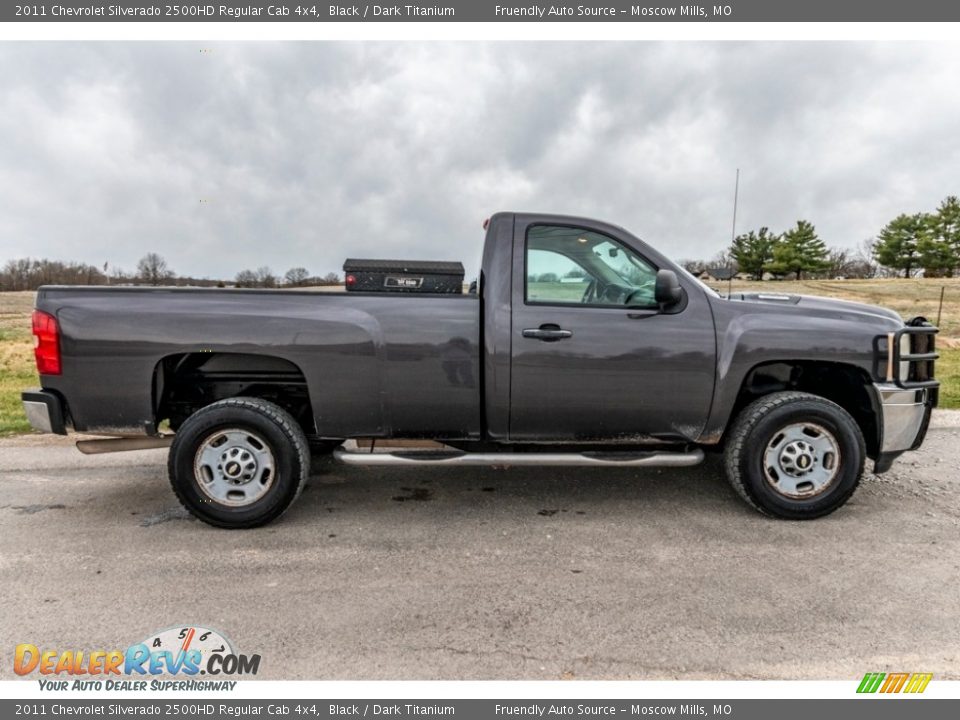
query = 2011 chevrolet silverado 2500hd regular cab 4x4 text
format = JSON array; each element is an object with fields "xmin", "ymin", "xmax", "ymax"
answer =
[{"xmin": 22, "ymin": 212, "xmax": 938, "ymax": 528}]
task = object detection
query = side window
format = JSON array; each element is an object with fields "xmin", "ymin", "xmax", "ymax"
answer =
[
  {"xmin": 526, "ymin": 249, "xmax": 591, "ymax": 304},
  {"xmin": 525, "ymin": 225, "xmax": 658, "ymax": 307}
]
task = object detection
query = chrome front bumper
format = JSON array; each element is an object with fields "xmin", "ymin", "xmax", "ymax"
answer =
[{"xmin": 874, "ymin": 383, "xmax": 932, "ymax": 454}]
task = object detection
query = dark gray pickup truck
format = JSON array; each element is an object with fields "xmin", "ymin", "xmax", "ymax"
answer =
[{"xmin": 22, "ymin": 212, "xmax": 938, "ymax": 528}]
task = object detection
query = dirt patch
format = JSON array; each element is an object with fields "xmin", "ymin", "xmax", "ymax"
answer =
[{"xmin": 392, "ymin": 487, "xmax": 433, "ymax": 502}]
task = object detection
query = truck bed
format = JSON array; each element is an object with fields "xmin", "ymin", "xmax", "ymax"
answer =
[{"xmin": 36, "ymin": 286, "xmax": 482, "ymax": 439}]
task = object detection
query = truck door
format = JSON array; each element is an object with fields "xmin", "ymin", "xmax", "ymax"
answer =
[{"xmin": 508, "ymin": 218, "xmax": 716, "ymax": 442}]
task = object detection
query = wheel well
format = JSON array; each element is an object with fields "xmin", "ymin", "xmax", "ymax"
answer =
[
  {"xmin": 154, "ymin": 352, "xmax": 316, "ymax": 436},
  {"xmin": 729, "ymin": 361, "xmax": 880, "ymax": 458}
]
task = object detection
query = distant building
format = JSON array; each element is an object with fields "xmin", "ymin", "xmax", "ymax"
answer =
[{"xmin": 698, "ymin": 266, "xmax": 737, "ymax": 282}]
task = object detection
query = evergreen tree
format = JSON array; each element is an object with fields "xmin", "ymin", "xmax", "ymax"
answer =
[
  {"xmin": 873, "ymin": 213, "xmax": 925, "ymax": 277},
  {"xmin": 924, "ymin": 196, "xmax": 960, "ymax": 276},
  {"xmin": 770, "ymin": 220, "xmax": 829, "ymax": 280},
  {"xmin": 730, "ymin": 227, "xmax": 780, "ymax": 279},
  {"xmin": 917, "ymin": 212, "xmax": 953, "ymax": 277}
]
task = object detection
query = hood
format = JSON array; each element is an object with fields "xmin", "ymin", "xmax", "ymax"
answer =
[{"xmin": 729, "ymin": 292, "xmax": 903, "ymax": 327}]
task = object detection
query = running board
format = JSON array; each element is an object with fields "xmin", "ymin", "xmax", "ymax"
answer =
[
  {"xmin": 76, "ymin": 436, "xmax": 174, "ymax": 455},
  {"xmin": 334, "ymin": 447, "xmax": 704, "ymax": 468}
]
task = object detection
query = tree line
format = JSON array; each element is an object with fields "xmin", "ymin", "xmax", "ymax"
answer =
[
  {"xmin": 233, "ymin": 266, "xmax": 340, "ymax": 288},
  {"xmin": 683, "ymin": 194, "xmax": 959, "ymax": 281},
  {"xmin": 0, "ymin": 252, "xmax": 341, "ymax": 291},
  {"xmin": 4, "ymin": 197, "xmax": 956, "ymax": 290}
]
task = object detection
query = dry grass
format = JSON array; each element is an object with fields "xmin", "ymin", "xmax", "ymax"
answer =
[
  {"xmin": 0, "ymin": 292, "xmax": 38, "ymax": 435},
  {"xmin": 704, "ymin": 277, "xmax": 960, "ymax": 339},
  {"xmin": 1, "ymin": 281, "xmax": 958, "ymax": 435}
]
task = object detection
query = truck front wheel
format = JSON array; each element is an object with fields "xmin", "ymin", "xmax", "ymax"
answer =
[
  {"xmin": 168, "ymin": 397, "xmax": 310, "ymax": 528},
  {"xmin": 723, "ymin": 391, "xmax": 865, "ymax": 519}
]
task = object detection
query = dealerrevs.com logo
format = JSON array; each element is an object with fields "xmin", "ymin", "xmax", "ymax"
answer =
[{"xmin": 14, "ymin": 625, "xmax": 260, "ymax": 691}]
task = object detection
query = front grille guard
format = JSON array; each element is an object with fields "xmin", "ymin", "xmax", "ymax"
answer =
[{"xmin": 873, "ymin": 318, "xmax": 939, "ymax": 389}]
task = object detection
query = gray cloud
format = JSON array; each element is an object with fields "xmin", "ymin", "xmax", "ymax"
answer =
[{"xmin": 1, "ymin": 42, "xmax": 958, "ymax": 279}]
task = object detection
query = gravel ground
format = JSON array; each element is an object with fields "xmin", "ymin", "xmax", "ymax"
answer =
[{"xmin": 1, "ymin": 413, "xmax": 959, "ymax": 680}]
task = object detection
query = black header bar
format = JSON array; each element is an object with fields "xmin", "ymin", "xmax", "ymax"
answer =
[
  {"xmin": 6, "ymin": 1, "xmax": 960, "ymax": 23},
  {"xmin": 2, "ymin": 700, "xmax": 959, "ymax": 720}
]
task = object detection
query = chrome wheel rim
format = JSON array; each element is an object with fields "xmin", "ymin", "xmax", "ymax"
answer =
[
  {"xmin": 763, "ymin": 422, "xmax": 841, "ymax": 499},
  {"xmin": 193, "ymin": 428, "xmax": 276, "ymax": 507}
]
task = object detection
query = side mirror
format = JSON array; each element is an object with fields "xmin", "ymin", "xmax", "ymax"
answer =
[{"xmin": 654, "ymin": 269, "xmax": 683, "ymax": 307}]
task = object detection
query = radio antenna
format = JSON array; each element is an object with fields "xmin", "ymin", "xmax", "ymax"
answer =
[{"xmin": 728, "ymin": 168, "xmax": 740, "ymax": 298}]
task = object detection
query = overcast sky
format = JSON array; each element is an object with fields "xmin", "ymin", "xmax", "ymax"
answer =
[{"xmin": 1, "ymin": 42, "xmax": 959, "ymax": 279}]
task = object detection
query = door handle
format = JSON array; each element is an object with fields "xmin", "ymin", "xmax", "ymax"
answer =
[{"xmin": 522, "ymin": 325, "xmax": 573, "ymax": 342}]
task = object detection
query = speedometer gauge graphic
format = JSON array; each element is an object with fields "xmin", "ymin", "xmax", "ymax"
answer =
[{"xmin": 141, "ymin": 625, "xmax": 234, "ymax": 669}]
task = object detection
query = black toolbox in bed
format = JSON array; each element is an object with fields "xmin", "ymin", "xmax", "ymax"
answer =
[{"xmin": 342, "ymin": 259, "xmax": 464, "ymax": 293}]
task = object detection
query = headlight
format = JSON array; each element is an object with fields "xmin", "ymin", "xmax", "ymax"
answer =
[{"xmin": 899, "ymin": 334, "xmax": 911, "ymax": 381}]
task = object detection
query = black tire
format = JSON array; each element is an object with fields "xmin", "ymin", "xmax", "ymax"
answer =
[
  {"xmin": 723, "ymin": 391, "xmax": 865, "ymax": 519},
  {"xmin": 168, "ymin": 397, "xmax": 310, "ymax": 529}
]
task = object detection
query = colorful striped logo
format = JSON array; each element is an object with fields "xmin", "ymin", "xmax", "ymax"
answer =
[{"xmin": 857, "ymin": 672, "xmax": 932, "ymax": 694}]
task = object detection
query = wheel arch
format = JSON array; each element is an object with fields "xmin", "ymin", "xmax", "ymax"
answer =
[
  {"xmin": 718, "ymin": 360, "xmax": 880, "ymax": 459},
  {"xmin": 153, "ymin": 351, "xmax": 318, "ymax": 437}
]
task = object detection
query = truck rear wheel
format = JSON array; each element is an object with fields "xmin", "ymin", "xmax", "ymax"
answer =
[
  {"xmin": 723, "ymin": 391, "xmax": 865, "ymax": 519},
  {"xmin": 168, "ymin": 397, "xmax": 310, "ymax": 528}
]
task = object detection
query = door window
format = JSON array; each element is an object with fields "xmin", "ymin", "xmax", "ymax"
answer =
[{"xmin": 525, "ymin": 225, "xmax": 658, "ymax": 307}]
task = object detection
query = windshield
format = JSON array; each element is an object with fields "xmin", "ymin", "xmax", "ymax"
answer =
[{"xmin": 590, "ymin": 240, "xmax": 657, "ymax": 287}]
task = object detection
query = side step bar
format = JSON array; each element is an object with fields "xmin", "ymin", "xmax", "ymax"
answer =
[
  {"xmin": 76, "ymin": 436, "xmax": 174, "ymax": 455},
  {"xmin": 334, "ymin": 447, "xmax": 704, "ymax": 468}
]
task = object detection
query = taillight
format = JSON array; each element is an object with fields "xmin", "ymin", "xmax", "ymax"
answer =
[
  {"xmin": 32, "ymin": 310, "xmax": 61, "ymax": 375},
  {"xmin": 345, "ymin": 274, "xmax": 356, "ymax": 286}
]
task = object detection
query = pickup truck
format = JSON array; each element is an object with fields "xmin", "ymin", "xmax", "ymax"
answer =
[{"xmin": 21, "ymin": 212, "xmax": 938, "ymax": 528}]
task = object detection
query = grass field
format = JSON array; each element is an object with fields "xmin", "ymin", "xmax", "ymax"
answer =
[
  {"xmin": 1, "ymin": 280, "xmax": 958, "ymax": 434},
  {"xmin": 703, "ymin": 277, "xmax": 960, "ymax": 339},
  {"xmin": 0, "ymin": 292, "xmax": 38, "ymax": 436}
]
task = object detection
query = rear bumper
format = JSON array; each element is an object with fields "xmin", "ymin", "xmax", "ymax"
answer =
[
  {"xmin": 872, "ymin": 383, "xmax": 935, "ymax": 473},
  {"xmin": 21, "ymin": 389, "xmax": 67, "ymax": 435}
]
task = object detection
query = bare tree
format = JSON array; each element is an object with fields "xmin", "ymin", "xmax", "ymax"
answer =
[
  {"xmin": 256, "ymin": 266, "xmax": 277, "ymax": 288},
  {"xmin": 1, "ymin": 259, "xmax": 33, "ymax": 290},
  {"xmin": 851, "ymin": 238, "xmax": 879, "ymax": 278},
  {"xmin": 708, "ymin": 250, "xmax": 738, "ymax": 273},
  {"xmin": 136, "ymin": 253, "xmax": 174, "ymax": 286},
  {"xmin": 679, "ymin": 259, "xmax": 706, "ymax": 275},
  {"xmin": 234, "ymin": 270, "xmax": 258, "ymax": 288},
  {"xmin": 321, "ymin": 272, "xmax": 340, "ymax": 285},
  {"xmin": 826, "ymin": 248, "xmax": 849, "ymax": 278},
  {"xmin": 284, "ymin": 267, "xmax": 310, "ymax": 287},
  {"xmin": 1, "ymin": 258, "xmax": 107, "ymax": 290}
]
